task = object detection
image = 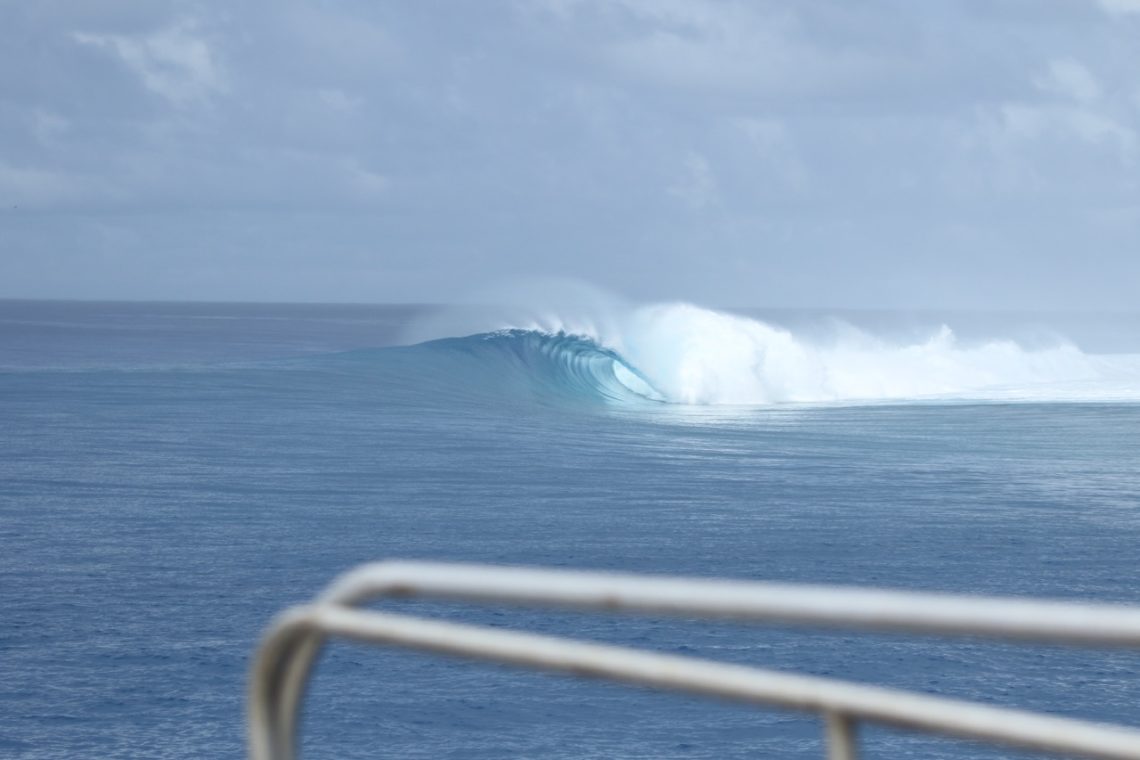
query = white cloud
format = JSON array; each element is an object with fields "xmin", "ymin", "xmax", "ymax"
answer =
[
  {"xmin": 73, "ymin": 19, "xmax": 224, "ymax": 107},
  {"xmin": 1035, "ymin": 59, "xmax": 1102, "ymax": 103},
  {"xmin": 974, "ymin": 57, "xmax": 1138, "ymax": 169},
  {"xmin": 1099, "ymin": 0, "xmax": 1140, "ymax": 15},
  {"xmin": 997, "ymin": 103, "xmax": 1137, "ymax": 159}
]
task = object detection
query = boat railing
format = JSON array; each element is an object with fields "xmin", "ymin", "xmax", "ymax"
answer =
[{"xmin": 249, "ymin": 561, "xmax": 1140, "ymax": 760}]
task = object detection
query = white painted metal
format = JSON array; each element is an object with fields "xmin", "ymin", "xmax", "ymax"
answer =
[
  {"xmin": 318, "ymin": 561, "xmax": 1140, "ymax": 646},
  {"xmin": 826, "ymin": 712, "xmax": 858, "ymax": 760},
  {"xmin": 248, "ymin": 561, "xmax": 1140, "ymax": 760}
]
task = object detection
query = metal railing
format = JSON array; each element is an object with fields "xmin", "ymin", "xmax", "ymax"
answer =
[{"xmin": 249, "ymin": 561, "xmax": 1140, "ymax": 760}]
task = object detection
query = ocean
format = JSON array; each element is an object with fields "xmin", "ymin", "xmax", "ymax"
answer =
[{"xmin": 3, "ymin": 298, "xmax": 1140, "ymax": 759}]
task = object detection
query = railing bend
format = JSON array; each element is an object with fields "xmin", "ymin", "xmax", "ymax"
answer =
[{"xmin": 249, "ymin": 561, "xmax": 1140, "ymax": 760}]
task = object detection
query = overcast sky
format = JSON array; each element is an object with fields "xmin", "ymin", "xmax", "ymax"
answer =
[{"xmin": 1, "ymin": 1, "xmax": 1138, "ymax": 308}]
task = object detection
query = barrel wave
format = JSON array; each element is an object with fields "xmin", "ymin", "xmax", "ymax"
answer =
[
  {"xmin": 415, "ymin": 330, "xmax": 664, "ymax": 404},
  {"xmin": 408, "ymin": 302, "xmax": 1140, "ymax": 407}
]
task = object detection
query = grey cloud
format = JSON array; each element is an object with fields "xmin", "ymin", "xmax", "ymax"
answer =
[{"xmin": 0, "ymin": 0, "xmax": 1138, "ymax": 309}]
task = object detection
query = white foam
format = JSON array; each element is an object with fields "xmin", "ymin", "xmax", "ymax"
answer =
[{"xmin": 577, "ymin": 303, "xmax": 1140, "ymax": 406}]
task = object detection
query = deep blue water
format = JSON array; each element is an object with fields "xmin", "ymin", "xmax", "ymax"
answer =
[{"xmin": 3, "ymin": 300, "xmax": 1140, "ymax": 759}]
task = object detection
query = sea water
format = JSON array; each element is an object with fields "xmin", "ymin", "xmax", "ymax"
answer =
[{"xmin": 3, "ymin": 299, "xmax": 1140, "ymax": 759}]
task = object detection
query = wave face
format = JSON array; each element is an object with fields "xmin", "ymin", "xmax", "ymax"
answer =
[
  {"xmin": 421, "ymin": 329, "xmax": 664, "ymax": 404},
  {"xmin": 420, "ymin": 302, "xmax": 1140, "ymax": 407}
]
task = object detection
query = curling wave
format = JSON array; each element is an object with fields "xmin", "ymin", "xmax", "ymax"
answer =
[
  {"xmin": 422, "ymin": 329, "xmax": 664, "ymax": 404},
  {"xmin": 418, "ymin": 303, "xmax": 1140, "ymax": 407}
]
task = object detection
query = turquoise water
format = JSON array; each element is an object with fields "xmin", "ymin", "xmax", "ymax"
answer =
[{"xmin": 3, "ymin": 300, "xmax": 1140, "ymax": 758}]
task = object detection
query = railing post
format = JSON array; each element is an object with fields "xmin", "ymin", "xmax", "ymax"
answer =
[{"xmin": 825, "ymin": 712, "xmax": 858, "ymax": 760}]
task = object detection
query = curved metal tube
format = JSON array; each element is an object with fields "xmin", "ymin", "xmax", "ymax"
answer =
[
  {"xmin": 317, "ymin": 560, "xmax": 1140, "ymax": 646},
  {"xmin": 249, "ymin": 561, "xmax": 1140, "ymax": 760}
]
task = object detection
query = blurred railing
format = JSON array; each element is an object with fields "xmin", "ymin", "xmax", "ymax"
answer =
[{"xmin": 249, "ymin": 561, "xmax": 1140, "ymax": 760}]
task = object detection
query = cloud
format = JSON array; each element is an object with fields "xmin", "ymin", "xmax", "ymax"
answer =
[
  {"xmin": 344, "ymin": 160, "xmax": 390, "ymax": 198},
  {"xmin": 1099, "ymin": 0, "xmax": 1140, "ymax": 15},
  {"xmin": 668, "ymin": 151, "xmax": 718, "ymax": 209},
  {"xmin": 4, "ymin": 0, "xmax": 1139, "ymax": 307},
  {"xmin": 992, "ymin": 103, "xmax": 1137, "ymax": 163},
  {"xmin": 73, "ymin": 18, "xmax": 225, "ymax": 107},
  {"xmin": 1035, "ymin": 59, "xmax": 1102, "ymax": 103},
  {"xmin": 959, "ymin": 53, "xmax": 1138, "ymax": 189},
  {"xmin": 537, "ymin": 0, "xmax": 882, "ymax": 95},
  {"xmin": 978, "ymin": 59, "xmax": 1136, "ymax": 164}
]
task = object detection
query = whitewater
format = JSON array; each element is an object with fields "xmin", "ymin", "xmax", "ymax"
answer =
[{"xmin": 423, "ymin": 301, "xmax": 1140, "ymax": 407}]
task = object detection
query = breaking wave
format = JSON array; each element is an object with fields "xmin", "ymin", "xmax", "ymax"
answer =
[{"xmin": 418, "ymin": 302, "xmax": 1140, "ymax": 407}]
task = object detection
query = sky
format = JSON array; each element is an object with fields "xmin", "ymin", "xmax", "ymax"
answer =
[{"xmin": 1, "ymin": 0, "xmax": 1138, "ymax": 309}]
